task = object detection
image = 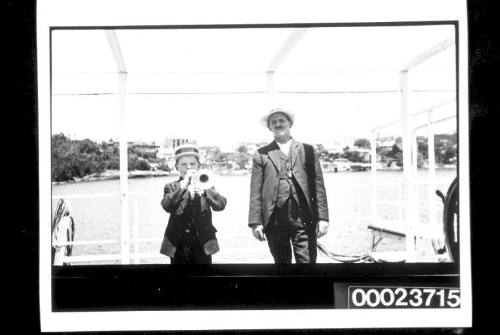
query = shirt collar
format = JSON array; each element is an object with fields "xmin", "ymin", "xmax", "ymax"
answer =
[{"xmin": 276, "ymin": 138, "xmax": 293, "ymax": 154}]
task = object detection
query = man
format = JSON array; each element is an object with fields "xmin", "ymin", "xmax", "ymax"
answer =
[
  {"xmin": 248, "ymin": 108, "xmax": 329, "ymax": 263},
  {"xmin": 160, "ymin": 144, "xmax": 227, "ymax": 264}
]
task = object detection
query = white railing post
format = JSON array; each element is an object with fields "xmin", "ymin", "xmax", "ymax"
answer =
[
  {"xmin": 370, "ymin": 130, "xmax": 378, "ymax": 230},
  {"xmin": 398, "ymin": 182, "xmax": 403, "ymax": 221},
  {"xmin": 412, "ymin": 129, "xmax": 422, "ymax": 258},
  {"xmin": 133, "ymin": 198, "xmax": 140, "ymax": 264}
]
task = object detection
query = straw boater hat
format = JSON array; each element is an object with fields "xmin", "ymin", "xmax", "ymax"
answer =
[
  {"xmin": 174, "ymin": 143, "xmax": 200, "ymax": 161},
  {"xmin": 260, "ymin": 108, "xmax": 296, "ymax": 129}
]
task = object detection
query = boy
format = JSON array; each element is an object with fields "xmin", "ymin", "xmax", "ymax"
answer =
[{"xmin": 160, "ymin": 144, "xmax": 227, "ymax": 264}]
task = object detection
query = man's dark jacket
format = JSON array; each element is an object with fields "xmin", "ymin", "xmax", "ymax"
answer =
[
  {"xmin": 248, "ymin": 139, "xmax": 329, "ymax": 229},
  {"xmin": 160, "ymin": 179, "xmax": 227, "ymax": 257}
]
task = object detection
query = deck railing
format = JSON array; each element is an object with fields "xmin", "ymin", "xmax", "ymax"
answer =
[{"xmin": 51, "ymin": 176, "xmax": 451, "ymax": 265}]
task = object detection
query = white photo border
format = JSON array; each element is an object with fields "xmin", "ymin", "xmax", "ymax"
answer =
[{"xmin": 38, "ymin": 0, "xmax": 471, "ymax": 331}]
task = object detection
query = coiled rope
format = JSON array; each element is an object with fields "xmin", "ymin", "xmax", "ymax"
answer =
[
  {"xmin": 316, "ymin": 231, "xmax": 404, "ymax": 263},
  {"xmin": 52, "ymin": 199, "xmax": 75, "ymax": 263}
]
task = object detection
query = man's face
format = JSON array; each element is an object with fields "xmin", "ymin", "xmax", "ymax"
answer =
[
  {"xmin": 176, "ymin": 155, "xmax": 200, "ymax": 177},
  {"xmin": 268, "ymin": 112, "xmax": 292, "ymax": 140}
]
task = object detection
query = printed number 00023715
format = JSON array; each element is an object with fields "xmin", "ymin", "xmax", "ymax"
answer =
[{"xmin": 348, "ymin": 287, "xmax": 460, "ymax": 308}]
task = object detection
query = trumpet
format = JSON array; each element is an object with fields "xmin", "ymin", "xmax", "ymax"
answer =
[{"xmin": 186, "ymin": 168, "xmax": 214, "ymax": 192}]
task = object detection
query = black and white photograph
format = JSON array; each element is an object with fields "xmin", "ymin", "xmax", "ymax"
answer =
[
  {"xmin": 49, "ymin": 25, "xmax": 459, "ymax": 265},
  {"xmin": 38, "ymin": 0, "xmax": 472, "ymax": 331}
]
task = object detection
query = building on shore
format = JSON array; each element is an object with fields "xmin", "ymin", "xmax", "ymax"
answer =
[
  {"xmin": 163, "ymin": 137, "xmax": 197, "ymax": 149},
  {"xmin": 128, "ymin": 141, "xmax": 160, "ymax": 157}
]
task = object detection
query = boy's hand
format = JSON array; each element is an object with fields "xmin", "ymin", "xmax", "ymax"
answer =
[
  {"xmin": 180, "ymin": 170, "xmax": 196, "ymax": 189},
  {"xmin": 180, "ymin": 177, "xmax": 189, "ymax": 189}
]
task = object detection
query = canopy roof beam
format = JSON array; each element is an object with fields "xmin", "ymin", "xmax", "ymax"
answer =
[
  {"xmin": 105, "ymin": 30, "xmax": 127, "ymax": 73},
  {"xmin": 402, "ymin": 37, "xmax": 455, "ymax": 72},
  {"xmin": 266, "ymin": 28, "xmax": 308, "ymax": 105},
  {"xmin": 267, "ymin": 28, "xmax": 308, "ymax": 74},
  {"xmin": 413, "ymin": 115, "xmax": 456, "ymax": 132},
  {"xmin": 372, "ymin": 97, "xmax": 455, "ymax": 133}
]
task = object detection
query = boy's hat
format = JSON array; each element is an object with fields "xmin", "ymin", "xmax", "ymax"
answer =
[
  {"xmin": 174, "ymin": 143, "xmax": 200, "ymax": 160},
  {"xmin": 260, "ymin": 108, "xmax": 295, "ymax": 128}
]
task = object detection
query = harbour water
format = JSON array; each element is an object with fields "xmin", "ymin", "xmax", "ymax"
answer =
[{"xmin": 51, "ymin": 169, "xmax": 456, "ymax": 263}]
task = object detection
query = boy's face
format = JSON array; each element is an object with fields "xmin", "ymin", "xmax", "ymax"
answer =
[{"xmin": 176, "ymin": 155, "xmax": 200, "ymax": 177}]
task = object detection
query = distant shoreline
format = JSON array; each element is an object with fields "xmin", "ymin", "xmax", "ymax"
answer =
[
  {"xmin": 51, "ymin": 164, "xmax": 456, "ymax": 186},
  {"xmin": 51, "ymin": 169, "xmax": 252, "ymax": 185},
  {"xmin": 51, "ymin": 169, "xmax": 173, "ymax": 185}
]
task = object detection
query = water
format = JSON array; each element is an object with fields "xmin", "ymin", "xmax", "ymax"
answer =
[{"xmin": 52, "ymin": 169, "xmax": 457, "ymax": 263}]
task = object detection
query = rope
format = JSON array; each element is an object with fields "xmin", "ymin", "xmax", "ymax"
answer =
[
  {"xmin": 316, "ymin": 231, "xmax": 405, "ymax": 263},
  {"xmin": 317, "ymin": 242, "xmax": 377, "ymax": 263},
  {"xmin": 52, "ymin": 199, "xmax": 75, "ymax": 257}
]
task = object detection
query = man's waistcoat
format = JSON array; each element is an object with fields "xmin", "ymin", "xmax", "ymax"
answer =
[{"xmin": 248, "ymin": 139, "xmax": 329, "ymax": 229}]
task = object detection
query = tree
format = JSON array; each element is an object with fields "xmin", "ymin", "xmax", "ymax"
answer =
[
  {"xmin": 435, "ymin": 133, "xmax": 457, "ymax": 164},
  {"xmin": 106, "ymin": 157, "xmax": 120, "ymax": 170},
  {"xmin": 158, "ymin": 162, "xmax": 171, "ymax": 172},
  {"xmin": 52, "ymin": 134, "xmax": 107, "ymax": 181},
  {"xmin": 387, "ymin": 143, "xmax": 403, "ymax": 167},
  {"xmin": 442, "ymin": 147, "xmax": 456, "ymax": 164},
  {"xmin": 128, "ymin": 157, "xmax": 151, "ymax": 171},
  {"xmin": 236, "ymin": 152, "xmax": 250, "ymax": 169},
  {"xmin": 354, "ymin": 138, "xmax": 371, "ymax": 149},
  {"xmin": 417, "ymin": 140, "xmax": 429, "ymax": 160},
  {"xmin": 79, "ymin": 139, "xmax": 100, "ymax": 154},
  {"xmin": 316, "ymin": 144, "xmax": 326, "ymax": 152},
  {"xmin": 388, "ymin": 143, "xmax": 401, "ymax": 157},
  {"xmin": 344, "ymin": 150, "xmax": 365, "ymax": 163},
  {"xmin": 377, "ymin": 147, "xmax": 391, "ymax": 157},
  {"xmin": 237, "ymin": 144, "xmax": 248, "ymax": 153},
  {"xmin": 213, "ymin": 147, "xmax": 225, "ymax": 162}
]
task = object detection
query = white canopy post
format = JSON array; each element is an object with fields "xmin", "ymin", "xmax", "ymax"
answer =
[
  {"xmin": 119, "ymin": 72, "xmax": 130, "ymax": 264},
  {"xmin": 400, "ymin": 70, "xmax": 416, "ymax": 262},
  {"xmin": 106, "ymin": 30, "xmax": 130, "ymax": 264},
  {"xmin": 266, "ymin": 71, "xmax": 275, "ymax": 107}
]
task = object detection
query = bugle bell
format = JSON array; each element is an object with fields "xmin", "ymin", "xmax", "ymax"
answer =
[{"xmin": 194, "ymin": 168, "xmax": 214, "ymax": 191}]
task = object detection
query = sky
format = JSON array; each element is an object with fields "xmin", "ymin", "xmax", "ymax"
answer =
[{"xmin": 50, "ymin": 25, "xmax": 458, "ymax": 148}]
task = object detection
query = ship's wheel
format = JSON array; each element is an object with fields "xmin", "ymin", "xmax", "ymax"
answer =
[{"xmin": 436, "ymin": 177, "xmax": 459, "ymax": 262}]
